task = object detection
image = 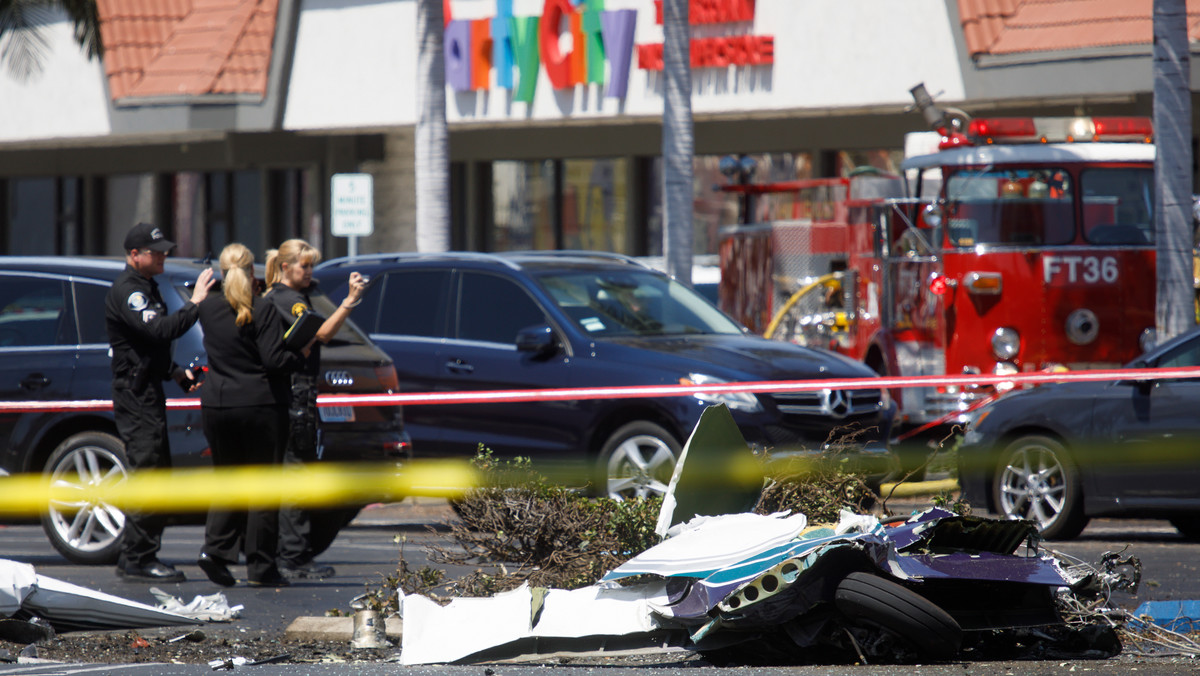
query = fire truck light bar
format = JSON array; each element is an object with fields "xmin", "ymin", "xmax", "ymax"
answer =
[{"xmin": 967, "ymin": 116, "xmax": 1153, "ymax": 145}]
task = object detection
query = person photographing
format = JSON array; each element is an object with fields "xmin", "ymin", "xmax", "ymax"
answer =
[{"xmin": 263, "ymin": 239, "xmax": 367, "ymax": 579}]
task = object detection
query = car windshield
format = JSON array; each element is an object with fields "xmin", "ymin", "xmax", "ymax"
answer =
[{"xmin": 535, "ymin": 269, "xmax": 743, "ymax": 337}]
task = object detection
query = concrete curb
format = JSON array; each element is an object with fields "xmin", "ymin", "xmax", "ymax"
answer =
[{"xmin": 284, "ymin": 616, "xmax": 402, "ymax": 641}]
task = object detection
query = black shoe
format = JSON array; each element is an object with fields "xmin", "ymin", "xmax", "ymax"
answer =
[
  {"xmin": 248, "ymin": 570, "xmax": 290, "ymax": 588},
  {"xmin": 197, "ymin": 553, "xmax": 237, "ymax": 587},
  {"xmin": 117, "ymin": 561, "xmax": 186, "ymax": 583},
  {"xmin": 279, "ymin": 560, "xmax": 335, "ymax": 579}
]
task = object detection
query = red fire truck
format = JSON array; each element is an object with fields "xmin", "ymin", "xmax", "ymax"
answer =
[{"xmin": 719, "ymin": 106, "xmax": 1157, "ymax": 429}]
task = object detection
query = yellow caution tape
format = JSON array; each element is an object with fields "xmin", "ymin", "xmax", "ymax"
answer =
[{"xmin": 0, "ymin": 459, "xmax": 479, "ymax": 517}]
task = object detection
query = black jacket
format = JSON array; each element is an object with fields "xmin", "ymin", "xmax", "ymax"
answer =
[
  {"xmin": 264, "ymin": 281, "xmax": 322, "ymax": 378},
  {"xmin": 105, "ymin": 264, "xmax": 198, "ymax": 389},
  {"xmin": 198, "ymin": 295, "xmax": 303, "ymax": 408}
]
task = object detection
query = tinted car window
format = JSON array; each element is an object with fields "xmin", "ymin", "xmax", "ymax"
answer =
[
  {"xmin": 536, "ymin": 270, "xmax": 742, "ymax": 337},
  {"xmin": 457, "ymin": 271, "xmax": 546, "ymax": 344},
  {"xmin": 1156, "ymin": 337, "xmax": 1200, "ymax": 369},
  {"xmin": 378, "ymin": 270, "xmax": 451, "ymax": 338},
  {"xmin": 0, "ymin": 275, "xmax": 69, "ymax": 347},
  {"xmin": 73, "ymin": 280, "xmax": 110, "ymax": 345}
]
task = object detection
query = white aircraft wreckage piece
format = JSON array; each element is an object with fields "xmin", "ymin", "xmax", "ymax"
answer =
[
  {"xmin": 397, "ymin": 406, "xmax": 1138, "ymax": 665},
  {"xmin": 0, "ymin": 559, "xmax": 201, "ymax": 632},
  {"xmin": 401, "ymin": 581, "xmax": 678, "ymax": 665}
]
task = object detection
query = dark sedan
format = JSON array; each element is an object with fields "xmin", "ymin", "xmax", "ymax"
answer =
[
  {"xmin": 957, "ymin": 326, "xmax": 1200, "ymax": 540},
  {"xmin": 0, "ymin": 256, "xmax": 409, "ymax": 564}
]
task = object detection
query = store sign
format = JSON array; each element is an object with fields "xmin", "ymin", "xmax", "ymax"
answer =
[
  {"xmin": 444, "ymin": 0, "xmax": 772, "ymax": 102},
  {"xmin": 636, "ymin": 0, "xmax": 773, "ymax": 71}
]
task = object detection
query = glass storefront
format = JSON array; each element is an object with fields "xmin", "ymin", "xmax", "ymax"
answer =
[
  {"xmin": 6, "ymin": 177, "xmax": 81, "ymax": 255},
  {"xmin": 0, "ymin": 168, "xmax": 317, "ymax": 259}
]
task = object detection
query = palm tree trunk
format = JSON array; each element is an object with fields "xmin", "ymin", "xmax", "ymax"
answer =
[
  {"xmin": 416, "ymin": 0, "xmax": 451, "ymax": 252},
  {"xmin": 1153, "ymin": 0, "xmax": 1195, "ymax": 339},
  {"xmin": 661, "ymin": 0, "xmax": 693, "ymax": 285}
]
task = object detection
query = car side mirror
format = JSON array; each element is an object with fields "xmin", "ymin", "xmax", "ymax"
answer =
[{"xmin": 516, "ymin": 324, "xmax": 560, "ymax": 356}]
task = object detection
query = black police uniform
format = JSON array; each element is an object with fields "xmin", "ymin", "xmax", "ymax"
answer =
[
  {"xmin": 197, "ymin": 294, "xmax": 301, "ymax": 584},
  {"xmin": 265, "ymin": 281, "xmax": 351, "ymax": 568},
  {"xmin": 104, "ymin": 264, "xmax": 199, "ymax": 574}
]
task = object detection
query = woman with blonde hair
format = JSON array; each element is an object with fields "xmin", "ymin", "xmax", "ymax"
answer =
[
  {"xmin": 195, "ymin": 243, "xmax": 303, "ymax": 587},
  {"xmin": 263, "ymin": 239, "xmax": 366, "ymax": 579}
]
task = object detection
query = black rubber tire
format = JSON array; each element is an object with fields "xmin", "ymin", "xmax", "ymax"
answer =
[
  {"xmin": 39, "ymin": 432, "xmax": 129, "ymax": 565},
  {"xmin": 834, "ymin": 572, "xmax": 962, "ymax": 661},
  {"xmin": 597, "ymin": 421, "xmax": 680, "ymax": 500},
  {"xmin": 1169, "ymin": 516, "xmax": 1200, "ymax": 540},
  {"xmin": 991, "ymin": 434, "xmax": 1088, "ymax": 540}
]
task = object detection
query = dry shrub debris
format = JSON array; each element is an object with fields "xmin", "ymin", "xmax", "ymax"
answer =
[{"xmin": 382, "ymin": 438, "xmax": 910, "ymax": 606}]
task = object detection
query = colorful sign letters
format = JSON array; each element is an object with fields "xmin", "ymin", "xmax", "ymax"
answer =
[{"xmin": 444, "ymin": 0, "xmax": 773, "ymax": 102}]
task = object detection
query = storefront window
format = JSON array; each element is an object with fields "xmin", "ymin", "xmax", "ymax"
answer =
[
  {"xmin": 7, "ymin": 178, "xmax": 56, "ymax": 255},
  {"xmin": 6, "ymin": 177, "xmax": 83, "ymax": 255},
  {"xmin": 646, "ymin": 152, "xmax": 813, "ymax": 256},
  {"xmin": 562, "ymin": 158, "xmax": 626, "ymax": 252},
  {"xmin": 834, "ymin": 149, "xmax": 904, "ymax": 177},
  {"xmin": 493, "ymin": 160, "xmax": 556, "ymax": 250}
]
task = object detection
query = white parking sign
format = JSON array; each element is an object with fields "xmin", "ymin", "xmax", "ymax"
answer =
[{"xmin": 331, "ymin": 173, "xmax": 373, "ymax": 237}]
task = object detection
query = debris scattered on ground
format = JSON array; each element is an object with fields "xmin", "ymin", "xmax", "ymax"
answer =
[
  {"xmin": 149, "ymin": 588, "xmax": 242, "ymax": 622},
  {"xmin": 401, "ymin": 506, "xmax": 1137, "ymax": 665},
  {"xmin": 0, "ymin": 617, "xmax": 53, "ymax": 644},
  {"xmin": 397, "ymin": 406, "xmax": 1140, "ymax": 666},
  {"xmin": 0, "ymin": 558, "xmax": 201, "ymax": 632},
  {"xmin": 1131, "ymin": 600, "xmax": 1200, "ymax": 633}
]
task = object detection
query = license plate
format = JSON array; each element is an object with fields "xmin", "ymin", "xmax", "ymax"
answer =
[{"xmin": 319, "ymin": 406, "xmax": 355, "ymax": 423}]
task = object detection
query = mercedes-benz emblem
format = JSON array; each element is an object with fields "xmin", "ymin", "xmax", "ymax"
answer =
[{"xmin": 821, "ymin": 389, "xmax": 851, "ymax": 419}]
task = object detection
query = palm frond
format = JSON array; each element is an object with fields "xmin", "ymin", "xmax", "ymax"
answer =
[
  {"xmin": 0, "ymin": 0, "xmax": 102, "ymax": 81},
  {"xmin": 0, "ymin": 0, "xmax": 55, "ymax": 80}
]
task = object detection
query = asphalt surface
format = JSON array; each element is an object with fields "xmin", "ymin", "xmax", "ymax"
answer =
[{"xmin": 3, "ymin": 498, "xmax": 1200, "ymax": 674}]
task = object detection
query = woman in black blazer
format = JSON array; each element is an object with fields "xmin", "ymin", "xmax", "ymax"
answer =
[{"xmin": 195, "ymin": 243, "xmax": 304, "ymax": 587}]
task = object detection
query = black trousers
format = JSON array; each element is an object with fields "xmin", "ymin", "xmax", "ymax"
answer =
[
  {"xmin": 201, "ymin": 404, "xmax": 286, "ymax": 581},
  {"xmin": 278, "ymin": 376, "xmax": 354, "ymax": 564},
  {"xmin": 112, "ymin": 379, "xmax": 171, "ymax": 569}
]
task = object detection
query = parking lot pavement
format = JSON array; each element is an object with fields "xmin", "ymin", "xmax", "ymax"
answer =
[{"xmin": 349, "ymin": 498, "xmax": 457, "ymax": 528}]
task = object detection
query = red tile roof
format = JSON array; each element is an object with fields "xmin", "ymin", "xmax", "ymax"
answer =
[
  {"xmin": 97, "ymin": 0, "xmax": 278, "ymax": 100},
  {"xmin": 958, "ymin": 0, "xmax": 1200, "ymax": 58}
]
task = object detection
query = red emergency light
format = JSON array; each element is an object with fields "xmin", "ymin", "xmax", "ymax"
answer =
[
  {"xmin": 928, "ymin": 273, "xmax": 952, "ymax": 296},
  {"xmin": 1092, "ymin": 117, "xmax": 1154, "ymax": 142},
  {"xmin": 968, "ymin": 118, "xmax": 1037, "ymax": 143},
  {"xmin": 966, "ymin": 116, "xmax": 1153, "ymax": 145}
]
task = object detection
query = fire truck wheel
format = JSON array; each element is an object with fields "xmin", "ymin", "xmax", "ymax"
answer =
[
  {"xmin": 834, "ymin": 571, "xmax": 962, "ymax": 661},
  {"xmin": 598, "ymin": 421, "xmax": 680, "ymax": 501},
  {"xmin": 991, "ymin": 434, "xmax": 1088, "ymax": 541}
]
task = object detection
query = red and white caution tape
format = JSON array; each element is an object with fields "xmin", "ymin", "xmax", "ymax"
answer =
[{"xmin": 2, "ymin": 366, "xmax": 1200, "ymax": 414}]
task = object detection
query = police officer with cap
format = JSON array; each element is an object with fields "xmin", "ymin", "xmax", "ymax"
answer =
[{"xmin": 105, "ymin": 222, "xmax": 215, "ymax": 582}]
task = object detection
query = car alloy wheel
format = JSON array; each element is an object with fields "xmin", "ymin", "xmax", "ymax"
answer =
[
  {"xmin": 991, "ymin": 434, "xmax": 1087, "ymax": 540},
  {"xmin": 600, "ymin": 421, "xmax": 680, "ymax": 501},
  {"xmin": 39, "ymin": 432, "xmax": 129, "ymax": 565}
]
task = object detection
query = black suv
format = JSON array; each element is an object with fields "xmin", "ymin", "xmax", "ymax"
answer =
[
  {"xmin": 0, "ymin": 256, "xmax": 409, "ymax": 564},
  {"xmin": 314, "ymin": 251, "xmax": 896, "ymax": 498}
]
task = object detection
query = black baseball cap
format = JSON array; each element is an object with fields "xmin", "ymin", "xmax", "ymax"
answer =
[{"xmin": 124, "ymin": 222, "xmax": 176, "ymax": 252}]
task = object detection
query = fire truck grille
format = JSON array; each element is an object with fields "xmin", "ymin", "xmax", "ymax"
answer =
[{"xmin": 768, "ymin": 388, "xmax": 885, "ymax": 420}]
